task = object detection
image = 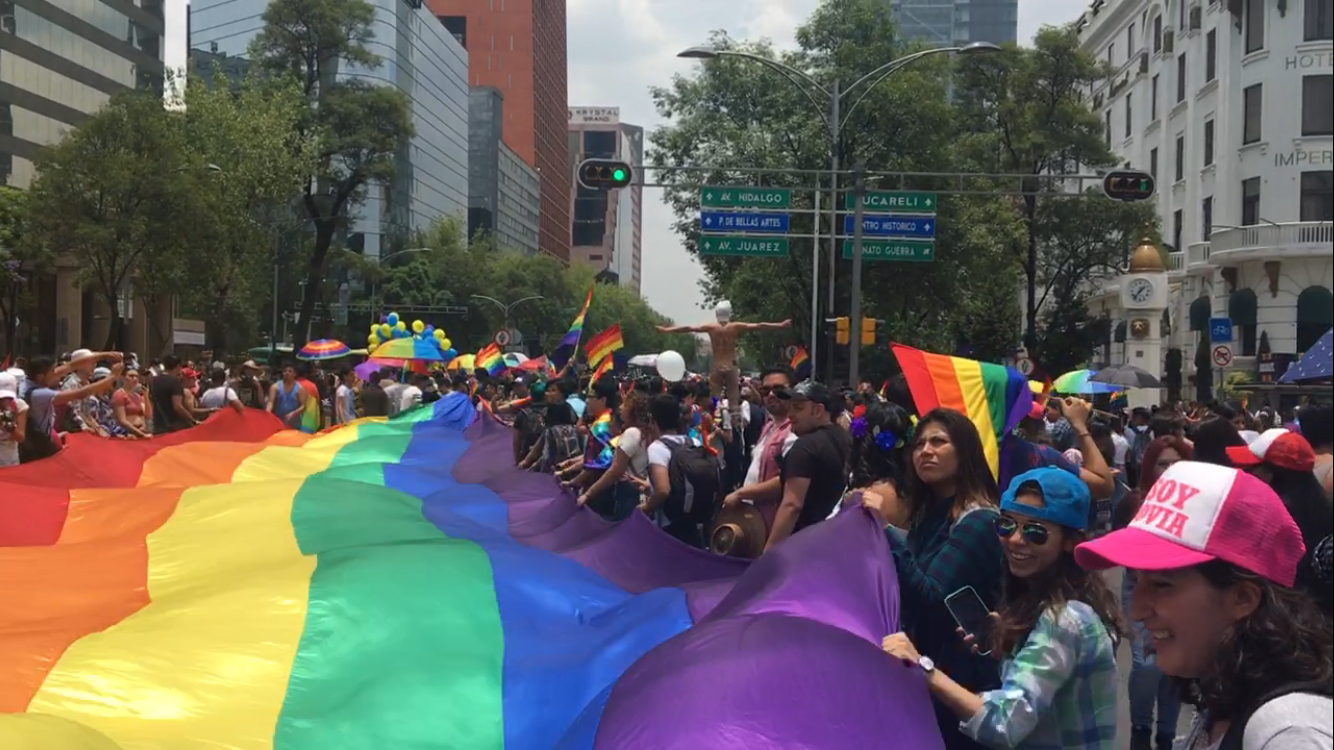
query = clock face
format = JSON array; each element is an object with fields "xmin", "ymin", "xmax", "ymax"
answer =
[{"xmin": 1127, "ymin": 278, "xmax": 1154, "ymax": 305}]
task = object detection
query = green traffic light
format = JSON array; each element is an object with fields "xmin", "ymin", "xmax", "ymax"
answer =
[{"xmin": 612, "ymin": 168, "xmax": 626, "ymax": 181}]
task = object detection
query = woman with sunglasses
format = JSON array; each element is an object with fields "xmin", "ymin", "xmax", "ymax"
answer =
[
  {"xmin": 880, "ymin": 467, "xmax": 1122, "ymax": 749},
  {"xmin": 1077, "ymin": 461, "xmax": 1333, "ymax": 750}
]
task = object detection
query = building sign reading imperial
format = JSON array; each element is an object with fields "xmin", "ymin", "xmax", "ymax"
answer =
[
  {"xmin": 1275, "ymin": 149, "xmax": 1332, "ymax": 167},
  {"xmin": 569, "ymin": 107, "xmax": 620, "ymax": 125}
]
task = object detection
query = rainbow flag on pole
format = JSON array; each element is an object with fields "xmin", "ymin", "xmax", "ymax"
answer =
[
  {"xmin": 789, "ymin": 346, "xmax": 809, "ymax": 371},
  {"xmin": 476, "ymin": 342, "xmax": 505, "ymax": 375},
  {"xmin": 584, "ymin": 324, "xmax": 624, "ymax": 367},
  {"xmin": 590, "ymin": 355, "xmax": 615, "ymax": 382},
  {"xmin": 553, "ymin": 284, "xmax": 594, "ymax": 369},
  {"xmin": 0, "ymin": 399, "xmax": 945, "ymax": 750},
  {"xmin": 891, "ymin": 343, "xmax": 1033, "ymax": 478}
]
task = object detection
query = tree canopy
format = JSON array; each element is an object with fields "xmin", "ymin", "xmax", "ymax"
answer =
[{"xmin": 649, "ymin": 1, "xmax": 1157, "ymax": 380}]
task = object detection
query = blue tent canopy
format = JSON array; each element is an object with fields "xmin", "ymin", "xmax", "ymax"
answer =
[{"xmin": 1279, "ymin": 327, "xmax": 1333, "ymax": 383}]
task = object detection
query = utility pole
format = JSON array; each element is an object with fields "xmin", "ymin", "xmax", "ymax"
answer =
[
  {"xmin": 848, "ymin": 161, "xmax": 867, "ymax": 387},
  {"xmin": 824, "ymin": 79, "xmax": 840, "ymax": 385}
]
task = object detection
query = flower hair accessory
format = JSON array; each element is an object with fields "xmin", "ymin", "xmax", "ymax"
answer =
[
  {"xmin": 850, "ymin": 416, "xmax": 869, "ymax": 439},
  {"xmin": 874, "ymin": 429, "xmax": 900, "ymax": 451}
]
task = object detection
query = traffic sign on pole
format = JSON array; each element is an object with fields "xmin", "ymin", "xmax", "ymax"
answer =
[
  {"xmin": 700, "ymin": 186, "xmax": 792, "ymax": 209},
  {"xmin": 1212, "ymin": 344, "xmax": 1233, "ymax": 368},
  {"xmin": 701, "ymin": 211, "xmax": 791, "ymax": 234},
  {"xmin": 842, "ymin": 214, "xmax": 936, "ymax": 238},
  {"xmin": 1209, "ymin": 317, "xmax": 1233, "ymax": 344},
  {"xmin": 783, "ymin": 345, "xmax": 799, "ymax": 360},
  {"xmin": 1015, "ymin": 356, "xmax": 1036, "ymax": 376},
  {"xmin": 494, "ymin": 329, "xmax": 512, "ymax": 347},
  {"xmin": 699, "ymin": 235, "xmax": 790, "ymax": 257},
  {"xmin": 841, "ymin": 239, "xmax": 935, "ymax": 262},
  {"xmin": 845, "ymin": 190, "xmax": 937, "ymax": 213}
]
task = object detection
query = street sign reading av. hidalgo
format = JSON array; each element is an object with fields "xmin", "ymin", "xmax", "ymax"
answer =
[{"xmin": 700, "ymin": 186, "xmax": 792, "ymax": 209}]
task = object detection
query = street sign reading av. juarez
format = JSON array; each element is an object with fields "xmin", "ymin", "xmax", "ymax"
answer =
[
  {"xmin": 701, "ymin": 210, "xmax": 790, "ymax": 234},
  {"xmin": 700, "ymin": 186, "xmax": 792, "ymax": 209},
  {"xmin": 841, "ymin": 239, "xmax": 935, "ymax": 261},
  {"xmin": 843, "ymin": 214, "xmax": 936, "ymax": 238},
  {"xmin": 699, "ymin": 235, "xmax": 790, "ymax": 257},
  {"xmin": 845, "ymin": 190, "xmax": 937, "ymax": 213}
]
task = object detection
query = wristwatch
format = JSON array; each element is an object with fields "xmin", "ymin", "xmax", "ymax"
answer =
[{"xmin": 918, "ymin": 656, "xmax": 935, "ymax": 674}]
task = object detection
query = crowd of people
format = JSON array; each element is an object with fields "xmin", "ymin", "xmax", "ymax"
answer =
[{"xmin": 2, "ymin": 349, "xmax": 1331, "ymax": 750}]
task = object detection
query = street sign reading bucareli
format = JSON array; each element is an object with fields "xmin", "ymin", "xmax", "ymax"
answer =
[
  {"xmin": 846, "ymin": 190, "xmax": 937, "ymax": 213},
  {"xmin": 700, "ymin": 186, "xmax": 792, "ymax": 209},
  {"xmin": 699, "ymin": 235, "xmax": 790, "ymax": 257}
]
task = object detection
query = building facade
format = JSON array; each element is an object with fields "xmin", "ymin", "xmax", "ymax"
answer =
[
  {"xmin": 889, "ymin": 0, "xmax": 1018, "ymax": 46},
  {"xmin": 468, "ymin": 87, "xmax": 540, "ymax": 254},
  {"xmin": 429, "ymin": 0, "xmax": 570, "ymax": 262},
  {"xmin": 567, "ymin": 107, "xmax": 642, "ymax": 293},
  {"xmin": 190, "ymin": 0, "xmax": 470, "ymax": 259},
  {"xmin": 1077, "ymin": 0, "xmax": 1333, "ymax": 392}
]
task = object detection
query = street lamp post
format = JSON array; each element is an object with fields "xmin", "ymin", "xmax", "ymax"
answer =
[
  {"xmin": 469, "ymin": 294, "xmax": 545, "ymax": 338},
  {"xmin": 677, "ymin": 42, "xmax": 1001, "ymax": 384}
]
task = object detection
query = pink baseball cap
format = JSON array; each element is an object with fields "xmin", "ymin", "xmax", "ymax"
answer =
[
  {"xmin": 1225, "ymin": 428, "xmax": 1316, "ymax": 473},
  {"xmin": 1075, "ymin": 461, "xmax": 1305, "ymax": 587}
]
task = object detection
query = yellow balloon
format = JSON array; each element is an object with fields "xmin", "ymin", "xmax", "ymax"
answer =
[
  {"xmin": 378, "ymin": 324, "xmax": 391, "ymax": 338},
  {"xmin": 412, "ymin": 319, "xmax": 425, "ymax": 334},
  {"xmin": 441, "ymin": 338, "xmax": 452, "ymax": 351},
  {"xmin": 395, "ymin": 321, "xmax": 407, "ymax": 330},
  {"xmin": 367, "ymin": 333, "xmax": 379, "ymax": 345},
  {"xmin": 433, "ymin": 328, "xmax": 446, "ymax": 340}
]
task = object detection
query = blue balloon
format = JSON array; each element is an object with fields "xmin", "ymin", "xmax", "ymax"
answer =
[
  {"xmin": 445, "ymin": 348, "xmax": 457, "ymax": 358},
  {"xmin": 386, "ymin": 312, "xmax": 400, "ymax": 327}
]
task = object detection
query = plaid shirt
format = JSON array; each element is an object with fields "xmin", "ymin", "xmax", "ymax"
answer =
[
  {"xmin": 961, "ymin": 601, "xmax": 1119, "ymax": 750},
  {"xmin": 1044, "ymin": 417, "xmax": 1077, "ymax": 452}
]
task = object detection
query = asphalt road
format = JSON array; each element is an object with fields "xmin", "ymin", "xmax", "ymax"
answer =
[{"xmin": 1107, "ymin": 568, "xmax": 1196, "ymax": 746}]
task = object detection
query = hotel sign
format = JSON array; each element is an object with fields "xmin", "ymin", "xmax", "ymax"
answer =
[{"xmin": 569, "ymin": 107, "xmax": 620, "ymax": 125}]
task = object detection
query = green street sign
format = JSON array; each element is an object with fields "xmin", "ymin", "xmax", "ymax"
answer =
[
  {"xmin": 700, "ymin": 235, "xmax": 790, "ymax": 257},
  {"xmin": 700, "ymin": 186, "xmax": 792, "ymax": 210},
  {"xmin": 845, "ymin": 191, "xmax": 938, "ymax": 213},
  {"xmin": 842, "ymin": 239, "xmax": 935, "ymax": 262}
]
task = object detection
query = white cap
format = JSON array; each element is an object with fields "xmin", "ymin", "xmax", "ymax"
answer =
[
  {"xmin": 0, "ymin": 372, "xmax": 17, "ymax": 400},
  {"xmin": 69, "ymin": 348, "xmax": 95, "ymax": 362},
  {"xmin": 92, "ymin": 367, "xmax": 112, "ymax": 380}
]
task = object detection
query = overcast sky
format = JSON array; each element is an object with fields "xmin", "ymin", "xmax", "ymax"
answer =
[{"xmin": 567, "ymin": 0, "xmax": 1083, "ymax": 325}]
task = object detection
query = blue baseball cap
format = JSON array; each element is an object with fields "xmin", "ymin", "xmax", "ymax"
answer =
[{"xmin": 1001, "ymin": 468, "xmax": 1091, "ymax": 531}]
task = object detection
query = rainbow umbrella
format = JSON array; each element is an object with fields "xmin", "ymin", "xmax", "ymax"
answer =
[
  {"xmin": 447, "ymin": 354, "xmax": 476, "ymax": 371},
  {"xmin": 1052, "ymin": 369, "xmax": 1124, "ymax": 395},
  {"xmin": 368, "ymin": 337, "xmax": 446, "ymax": 361},
  {"xmin": 297, "ymin": 339, "xmax": 351, "ymax": 361}
]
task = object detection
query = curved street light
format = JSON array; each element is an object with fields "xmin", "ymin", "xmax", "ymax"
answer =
[
  {"xmin": 470, "ymin": 294, "xmax": 545, "ymax": 332},
  {"xmin": 676, "ymin": 41, "xmax": 1002, "ymax": 381}
]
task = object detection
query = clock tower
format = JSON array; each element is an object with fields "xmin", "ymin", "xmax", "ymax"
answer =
[{"xmin": 1118, "ymin": 238, "xmax": 1168, "ymax": 403}]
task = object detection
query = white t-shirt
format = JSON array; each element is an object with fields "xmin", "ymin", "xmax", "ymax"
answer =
[
  {"xmin": 1184, "ymin": 693, "xmax": 1333, "ymax": 749},
  {"xmin": 335, "ymin": 384, "xmax": 356, "ymax": 423},
  {"xmin": 0, "ymin": 397, "xmax": 29, "ymax": 467},
  {"xmin": 199, "ymin": 386, "xmax": 239, "ymax": 410},
  {"xmin": 743, "ymin": 422, "xmax": 799, "ymax": 487},
  {"xmin": 399, "ymin": 385, "xmax": 422, "ymax": 413},
  {"xmin": 648, "ymin": 434, "xmax": 691, "ymax": 469},
  {"xmin": 612, "ymin": 426, "xmax": 651, "ymax": 477},
  {"xmin": 1111, "ymin": 431, "xmax": 1129, "ymax": 467}
]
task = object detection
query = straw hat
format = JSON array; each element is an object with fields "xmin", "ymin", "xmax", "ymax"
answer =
[{"xmin": 709, "ymin": 503, "xmax": 768, "ymax": 559}]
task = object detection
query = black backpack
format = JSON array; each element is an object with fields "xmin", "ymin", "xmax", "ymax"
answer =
[
  {"xmin": 661, "ymin": 438, "xmax": 722, "ymax": 525},
  {"xmin": 1219, "ymin": 680, "xmax": 1334, "ymax": 750},
  {"xmin": 539, "ymin": 424, "xmax": 581, "ymax": 472}
]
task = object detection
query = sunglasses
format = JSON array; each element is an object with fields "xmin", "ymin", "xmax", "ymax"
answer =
[
  {"xmin": 994, "ymin": 516, "xmax": 1050, "ymax": 546},
  {"xmin": 759, "ymin": 385, "xmax": 790, "ymax": 398}
]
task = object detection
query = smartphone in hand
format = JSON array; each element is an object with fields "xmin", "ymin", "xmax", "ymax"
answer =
[{"xmin": 945, "ymin": 585, "xmax": 993, "ymax": 656}]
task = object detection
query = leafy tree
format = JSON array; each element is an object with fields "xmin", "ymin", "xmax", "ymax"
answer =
[
  {"xmin": 168, "ymin": 68, "xmax": 320, "ymax": 351},
  {"xmin": 954, "ymin": 25, "xmax": 1154, "ymax": 363},
  {"xmin": 26, "ymin": 91, "xmax": 209, "ymax": 351},
  {"xmin": 648, "ymin": 0, "xmax": 1023, "ymax": 382},
  {"xmin": 249, "ymin": 0, "xmax": 414, "ymax": 346},
  {"xmin": 0, "ymin": 186, "xmax": 46, "ymax": 356}
]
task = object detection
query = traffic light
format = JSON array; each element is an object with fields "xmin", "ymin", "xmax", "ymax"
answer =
[
  {"xmin": 861, "ymin": 317, "xmax": 877, "ymax": 346},
  {"xmin": 1102, "ymin": 170, "xmax": 1156, "ymax": 202},
  {"xmin": 835, "ymin": 317, "xmax": 850, "ymax": 345},
  {"xmin": 577, "ymin": 159, "xmax": 633, "ymax": 190}
]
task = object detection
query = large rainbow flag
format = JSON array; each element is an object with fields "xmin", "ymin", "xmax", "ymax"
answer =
[{"xmin": 0, "ymin": 395, "xmax": 943, "ymax": 749}]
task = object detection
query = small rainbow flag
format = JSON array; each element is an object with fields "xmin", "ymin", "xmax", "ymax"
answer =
[
  {"xmin": 591, "ymin": 355, "xmax": 614, "ymax": 382},
  {"xmin": 789, "ymin": 346, "xmax": 809, "ymax": 371},
  {"xmin": 585, "ymin": 324, "xmax": 624, "ymax": 367},
  {"xmin": 891, "ymin": 343, "xmax": 1032, "ymax": 478},
  {"xmin": 558, "ymin": 283, "xmax": 595, "ymax": 351},
  {"xmin": 476, "ymin": 343, "xmax": 504, "ymax": 375}
]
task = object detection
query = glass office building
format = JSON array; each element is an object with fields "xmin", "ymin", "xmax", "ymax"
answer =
[
  {"xmin": 190, "ymin": 0, "xmax": 469, "ymax": 258},
  {"xmin": 890, "ymin": 0, "xmax": 1017, "ymax": 47},
  {"xmin": 0, "ymin": 0, "xmax": 166, "ymax": 187}
]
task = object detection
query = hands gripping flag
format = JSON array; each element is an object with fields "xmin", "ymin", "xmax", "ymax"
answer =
[{"xmin": 0, "ymin": 399, "xmax": 946, "ymax": 750}]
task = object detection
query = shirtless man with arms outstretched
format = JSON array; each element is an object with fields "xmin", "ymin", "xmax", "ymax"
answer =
[{"xmin": 657, "ymin": 301, "xmax": 791, "ymax": 422}]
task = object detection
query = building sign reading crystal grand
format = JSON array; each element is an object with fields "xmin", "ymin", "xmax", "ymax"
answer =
[{"xmin": 569, "ymin": 107, "xmax": 620, "ymax": 125}]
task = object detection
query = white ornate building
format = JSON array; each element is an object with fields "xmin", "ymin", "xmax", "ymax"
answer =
[{"xmin": 1076, "ymin": 0, "xmax": 1333, "ymax": 395}]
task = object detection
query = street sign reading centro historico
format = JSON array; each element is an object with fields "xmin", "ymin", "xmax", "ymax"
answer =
[
  {"xmin": 841, "ymin": 239, "xmax": 935, "ymax": 262},
  {"xmin": 700, "ymin": 186, "xmax": 793, "ymax": 209},
  {"xmin": 699, "ymin": 235, "xmax": 790, "ymax": 257},
  {"xmin": 845, "ymin": 190, "xmax": 937, "ymax": 213}
]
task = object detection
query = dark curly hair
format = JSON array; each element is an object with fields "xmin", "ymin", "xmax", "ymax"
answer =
[
  {"xmin": 1178, "ymin": 559, "xmax": 1334, "ymax": 720},
  {"xmin": 848, "ymin": 401, "xmax": 913, "ymax": 490},
  {"xmin": 991, "ymin": 528, "xmax": 1124, "ymax": 657}
]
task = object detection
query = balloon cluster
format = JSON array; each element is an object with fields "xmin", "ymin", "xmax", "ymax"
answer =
[{"xmin": 367, "ymin": 311, "xmax": 458, "ymax": 360}]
